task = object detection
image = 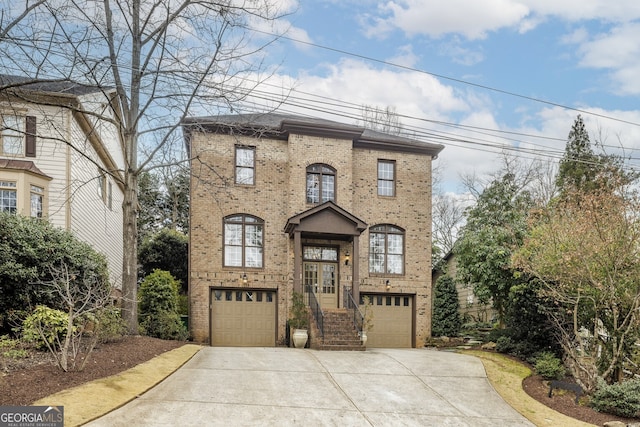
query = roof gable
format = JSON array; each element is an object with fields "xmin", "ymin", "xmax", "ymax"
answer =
[{"xmin": 284, "ymin": 201, "xmax": 368, "ymax": 239}]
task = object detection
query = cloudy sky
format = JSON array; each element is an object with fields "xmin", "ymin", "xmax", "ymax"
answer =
[{"xmin": 244, "ymin": 0, "xmax": 640, "ymax": 193}]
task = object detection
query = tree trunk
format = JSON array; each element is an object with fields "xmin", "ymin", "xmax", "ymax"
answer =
[{"xmin": 122, "ymin": 166, "xmax": 139, "ymax": 334}]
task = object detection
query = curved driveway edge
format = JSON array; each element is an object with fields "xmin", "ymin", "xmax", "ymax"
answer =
[
  {"xmin": 33, "ymin": 344, "xmax": 202, "ymax": 426},
  {"xmin": 85, "ymin": 347, "xmax": 535, "ymax": 426}
]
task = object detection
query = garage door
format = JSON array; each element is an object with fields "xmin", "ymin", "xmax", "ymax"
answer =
[
  {"xmin": 210, "ymin": 289, "xmax": 276, "ymax": 347},
  {"xmin": 361, "ymin": 294, "xmax": 413, "ymax": 348}
]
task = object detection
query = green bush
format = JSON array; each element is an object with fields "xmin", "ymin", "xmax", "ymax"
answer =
[
  {"xmin": 534, "ymin": 352, "xmax": 566, "ymax": 380},
  {"xmin": 0, "ymin": 335, "xmax": 27, "ymax": 359},
  {"xmin": 138, "ymin": 270, "xmax": 187, "ymax": 340},
  {"xmin": 431, "ymin": 275, "xmax": 461, "ymax": 337},
  {"xmin": 140, "ymin": 311, "xmax": 188, "ymax": 341},
  {"xmin": 0, "ymin": 213, "xmax": 109, "ymax": 334},
  {"xmin": 495, "ymin": 336, "xmax": 515, "ymax": 354},
  {"xmin": 95, "ymin": 307, "xmax": 128, "ymax": 343},
  {"xmin": 591, "ymin": 379, "xmax": 640, "ymax": 418},
  {"xmin": 22, "ymin": 306, "xmax": 69, "ymax": 350}
]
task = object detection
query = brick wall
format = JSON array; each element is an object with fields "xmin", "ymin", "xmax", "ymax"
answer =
[{"xmin": 189, "ymin": 129, "xmax": 434, "ymax": 346}]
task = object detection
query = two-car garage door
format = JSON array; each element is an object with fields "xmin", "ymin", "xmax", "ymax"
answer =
[
  {"xmin": 210, "ymin": 289, "xmax": 276, "ymax": 346},
  {"xmin": 361, "ymin": 294, "xmax": 413, "ymax": 348}
]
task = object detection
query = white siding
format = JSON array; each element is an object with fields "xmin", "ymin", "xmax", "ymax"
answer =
[{"xmin": 0, "ymin": 98, "xmax": 124, "ymax": 289}]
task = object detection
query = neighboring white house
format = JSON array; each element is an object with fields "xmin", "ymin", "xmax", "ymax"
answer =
[{"xmin": 0, "ymin": 75, "xmax": 124, "ymax": 289}]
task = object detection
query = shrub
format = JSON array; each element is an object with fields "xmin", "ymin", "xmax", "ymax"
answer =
[
  {"xmin": 431, "ymin": 275, "xmax": 461, "ymax": 337},
  {"xmin": 138, "ymin": 270, "xmax": 187, "ymax": 340},
  {"xmin": 95, "ymin": 307, "xmax": 128, "ymax": 343},
  {"xmin": 534, "ymin": 352, "xmax": 566, "ymax": 380},
  {"xmin": 0, "ymin": 335, "xmax": 27, "ymax": 359},
  {"xmin": 495, "ymin": 336, "xmax": 515, "ymax": 354},
  {"xmin": 0, "ymin": 213, "xmax": 109, "ymax": 334},
  {"xmin": 140, "ymin": 311, "xmax": 188, "ymax": 341},
  {"xmin": 21, "ymin": 306, "xmax": 69, "ymax": 350},
  {"xmin": 591, "ymin": 379, "xmax": 640, "ymax": 418}
]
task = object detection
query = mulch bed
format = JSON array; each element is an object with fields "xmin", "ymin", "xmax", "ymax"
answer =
[
  {"xmin": 0, "ymin": 335, "xmax": 183, "ymax": 406},
  {"xmin": 522, "ymin": 374, "xmax": 637, "ymax": 426}
]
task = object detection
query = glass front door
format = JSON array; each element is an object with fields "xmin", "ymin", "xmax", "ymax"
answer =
[{"xmin": 303, "ymin": 246, "xmax": 338, "ymax": 309}]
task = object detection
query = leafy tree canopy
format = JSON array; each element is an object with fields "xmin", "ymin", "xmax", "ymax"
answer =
[
  {"xmin": 454, "ymin": 173, "xmax": 533, "ymax": 321},
  {"xmin": 512, "ymin": 185, "xmax": 640, "ymax": 388},
  {"xmin": 138, "ymin": 228, "xmax": 188, "ymax": 293}
]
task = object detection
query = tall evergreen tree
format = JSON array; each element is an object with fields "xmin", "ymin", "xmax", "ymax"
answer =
[
  {"xmin": 555, "ymin": 115, "xmax": 598, "ymax": 195},
  {"xmin": 431, "ymin": 275, "xmax": 461, "ymax": 337}
]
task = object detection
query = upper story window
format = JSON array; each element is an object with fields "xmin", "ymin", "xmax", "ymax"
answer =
[
  {"xmin": 235, "ymin": 146, "xmax": 255, "ymax": 185},
  {"xmin": 30, "ymin": 185, "xmax": 44, "ymax": 218},
  {"xmin": 369, "ymin": 224, "xmax": 404, "ymax": 275},
  {"xmin": 306, "ymin": 164, "xmax": 335, "ymax": 204},
  {"xmin": 1, "ymin": 115, "xmax": 36, "ymax": 157},
  {"xmin": 224, "ymin": 214, "xmax": 264, "ymax": 268},
  {"xmin": 377, "ymin": 160, "xmax": 395, "ymax": 197},
  {"xmin": 0, "ymin": 180, "xmax": 17, "ymax": 214},
  {"xmin": 97, "ymin": 170, "xmax": 106, "ymax": 202}
]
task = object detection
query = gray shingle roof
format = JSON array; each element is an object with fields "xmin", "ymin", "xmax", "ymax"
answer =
[
  {"xmin": 183, "ymin": 112, "xmax": 445, "ymax": 156},
  {"xmin": 0, "ymin": 74, "xmax": 107, "ymax": 96}
]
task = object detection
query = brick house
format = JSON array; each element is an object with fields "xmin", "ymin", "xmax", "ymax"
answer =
[{"xmin": 183, "ymin": 113, "xmax": 443, "ymax": 348}]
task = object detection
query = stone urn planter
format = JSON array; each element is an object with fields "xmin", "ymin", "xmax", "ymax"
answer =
[
  {"xmin": 290, "ymin": 291, "xmax": 309, "ymax": 349},
  {"xmin": 292, "ymin": 328, "xmax": 309, "ymax": 348}
]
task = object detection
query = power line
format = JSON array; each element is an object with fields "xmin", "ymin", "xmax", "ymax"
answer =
[{"xmin": 251, "ymin": 28, "xmax": 640, "ymax": 128}]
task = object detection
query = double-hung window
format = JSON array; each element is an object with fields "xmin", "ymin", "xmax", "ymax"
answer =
[
  {"xmin": 1, "ymin": 115, "xmax": 36, "ymax": 157},
  {"xmin": 377, "ymin": 160, "xmax": 395, "ymax": 197},
  {"xmin": 306, "ymin": 164, "xmax": 335, "ymax": 204},
  {"xmin": 235, "ymin": 146, "xmax": 255, "ymax": 185},
  {"xmin": 30, "ymin": 185, "xmax": 44, "ymax": 218},
  {"xmin": 224, "ymin": 214, "xmax": 264, "ymax": 268},
  {"xmin": 369, "ymin": 224, "xmax": 404, "ymax": 275},
  {"xmin": 0, "ymin": 181, "xmax": 17, "ymax": 213}
]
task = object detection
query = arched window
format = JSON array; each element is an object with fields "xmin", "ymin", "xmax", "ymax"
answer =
[
  {"xmin": 306, "ymin": 164, "xmax": 335, "ymax": 204},
  {"xmin": 369, "ymin": 224, "xmax": 404, "ymax": 275},
  {"xmin": 223, "ymin": 214, "xmax": 264, "ymax": 268}
]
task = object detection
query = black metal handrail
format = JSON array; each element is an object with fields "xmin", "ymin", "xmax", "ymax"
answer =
[
  {"xmin": 344, "ymin": 287, "xmax": 364, "ymax": 333},
  {"xmin": 308, "ymin": 290, "xmax": 324, "ymax": 337}
]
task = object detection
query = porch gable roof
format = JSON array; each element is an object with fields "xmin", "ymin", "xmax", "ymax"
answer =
[{"xmin": 284, "ymin": 201, "xmax": 368, "ymax": 240}]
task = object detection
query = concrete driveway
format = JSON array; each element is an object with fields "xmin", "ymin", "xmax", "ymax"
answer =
[{"xmin": 85, "ymin": 347, "xmax": 534, "ymax": 426}]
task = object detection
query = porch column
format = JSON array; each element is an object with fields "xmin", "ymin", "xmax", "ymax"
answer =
[
  {"xmin": 293, "ymin": 230, "xmax": 302, "ymax": 293},
  {"xmin": 352, "ymin": 235, "xmax": 360, "ymax": 304}
]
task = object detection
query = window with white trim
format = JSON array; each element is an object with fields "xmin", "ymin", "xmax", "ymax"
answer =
[
  {"xmin": 1, "ymin": 116, "xmax": 24, "ymax": 155},
  {"xmin": 30, "ymin": 185, "xmax": 44, "ymax": 218},
  {"xmin": 1, "ymin": 115, "xmax": 36, "ymax": 157},
  {"xmin": 0, "ymin": 181, "xmax": 17, "ymax": 214}
]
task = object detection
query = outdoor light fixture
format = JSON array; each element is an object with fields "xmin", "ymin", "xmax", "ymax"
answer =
[
  {"xmin": 345, "ymin": 250, "xmax": 350, "ymax": 266},
  {"xmin": 385, "ymin": 280, "xmax": 391, "ymax": 292},
  {"xmin": 242, "ymin": 273, "xmax": 248, "ymax": 285}
]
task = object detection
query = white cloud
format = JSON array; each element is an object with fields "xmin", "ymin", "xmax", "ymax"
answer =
[
  {"xmin": 362, "ymin": 1, "xmax": 640, "ymax": 40},
  {"xmin": 369, "ymin": 0, "xmax": 530, "ymax": 40},
  {"xmin": 386, "ymin": 44, "xmax": 419, "ymax": 68},
  {"xmin": 572, "ymin": 22, "xmax": 640, "ymax": 95}
]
